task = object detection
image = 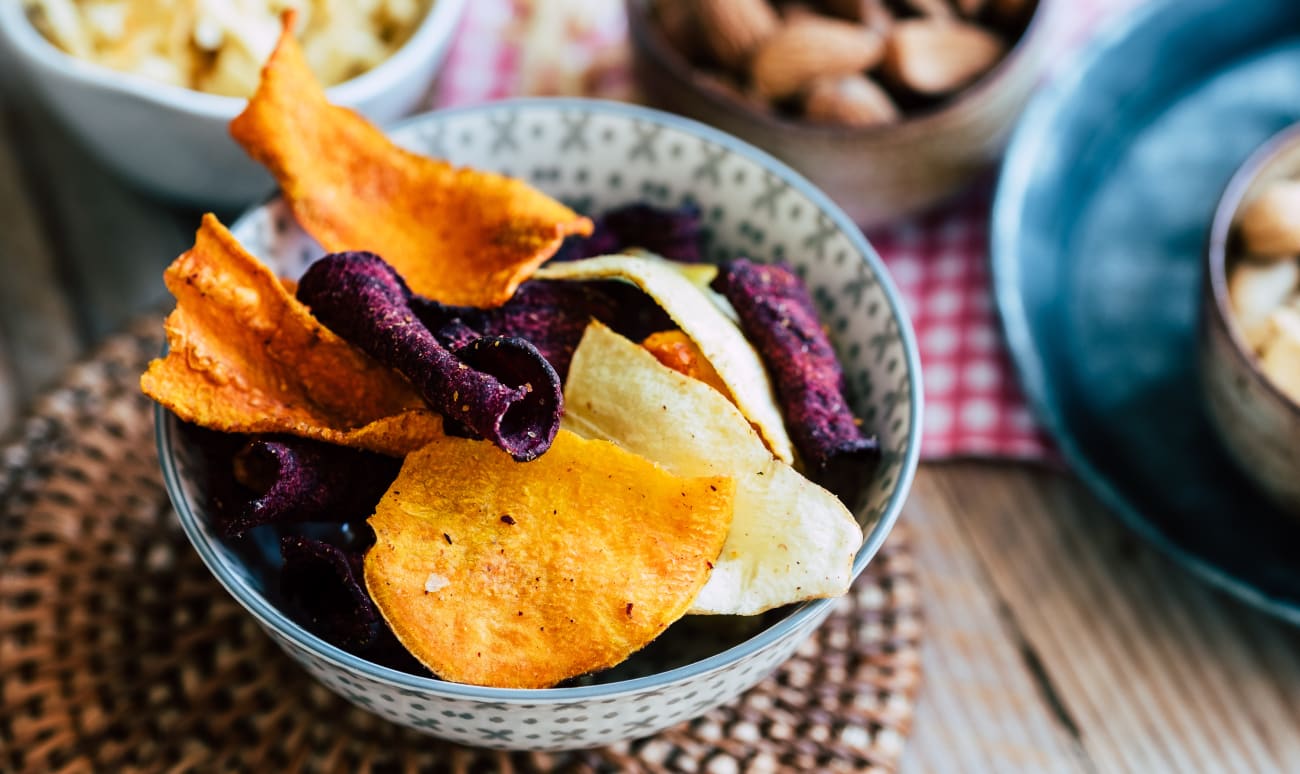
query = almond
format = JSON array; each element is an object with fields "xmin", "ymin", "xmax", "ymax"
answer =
[
  {"xmin": 883, "ymin": 19, "xmax": 1004, "ymax": 95},
  {"xmin": 803, "ymin": 73, "xmax": 900, "ymax": 127},
  {"xmin": 1239, "ymin": 180, "xmax": 1300, "ymax": 258},
  {"xmin": 697, "ymin": 0, "xmax": 781, "ymax": 72},
  {"xmin": 750, "ymin": 17, "xmax": 886, "ymax": 99}
]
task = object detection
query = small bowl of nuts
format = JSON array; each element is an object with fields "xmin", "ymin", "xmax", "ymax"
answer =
[
  {"xmin": 627, "ymin": 0, "xmax": 1052, "ymax": 226},
  {"xmin": 1202, "ymin": 122, "xmax": 1300, "ymax": 515},
  {"xmin": 0, "ymin": 0, "xmax": 467, "ymax": 207}
]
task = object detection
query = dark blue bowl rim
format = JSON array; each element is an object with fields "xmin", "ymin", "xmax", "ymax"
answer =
[
  {"xmin": 990, "ymin": 0, "xmax": 1300, "ymax": 626},
  {"xmin": 157, "ymin": 97, "xmax": 925, "ymax": 701}
]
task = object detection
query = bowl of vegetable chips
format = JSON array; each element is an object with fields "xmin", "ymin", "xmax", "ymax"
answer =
[{"xmin": 145, "ymin": 21, "xmax": 921, "ymax": 750}]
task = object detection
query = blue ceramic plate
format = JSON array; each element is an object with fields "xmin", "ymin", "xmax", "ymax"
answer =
[{"xmin": 993, "ymin": 0, "xmax": 1300, "ymax": 623}]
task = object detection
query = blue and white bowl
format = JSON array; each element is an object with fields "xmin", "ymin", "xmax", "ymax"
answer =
[{"xmin": 157, "ymin": 99, "xmax": 922, "ymax": 750}]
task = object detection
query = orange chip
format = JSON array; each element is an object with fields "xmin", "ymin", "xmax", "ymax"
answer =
[
  {"xmin": 229, "ymin": 16, "xmax": 593, "ymax": 308},
  {"xmin": 140, "ymin": 214, "xmax": 443, "ymax": 456},
  {"xmin": 364, "ymin": 430, "xmax": 735, "ymax": 688},
  {"xmin": 642, "ymin": 330, "xmax": 733, "ymax": 399}
]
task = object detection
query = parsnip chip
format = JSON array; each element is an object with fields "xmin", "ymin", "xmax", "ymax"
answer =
[
  {"xmin": 535, "ymin": 255, "xmax": 795, "ymax": 463},
  {"xmin": 140, "ymin": 214, "xmax": 443, "ymax": 456},
  {"xmin": 230, "ymin": 21, "xmax": 593, "ymax": 307},
  {"xmin": 364, "ymin": 430, "xmax": 734, "ymax": 688},
  {"xmin": 562, "ymin": 323, "xmax": 862, "ymax": 616}
]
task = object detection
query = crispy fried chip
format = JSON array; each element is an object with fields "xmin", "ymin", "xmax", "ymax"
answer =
[
  {"xmin": 229, "ymin": 21, "xmax": 592, "ymax": 307},
  {"xmin": 364, "ymin": 430, "xmax": 735, "ymax": 688},
  {"xmin": 535, "ymin": 254, "xmax": 794, "ymax": 463},
  {"xmin": 222, "ymin": 437, "xmax": 400, "ymax": 538},
  {"xmin": 280, "ymin": 535, "xmax": 382, "ymax": 651},
  {"xmin": 412, "ymin": 279, "xmax": 676, "ymax": 380},
  {"xmin": 642, "ymin": 330, "xmax": 731, "ymax": 398},
  {"xmin": 553, "ymin": 203, "xmax": 706, "ymax": 264},
  {"xmin": 140, "ymin": 214, "xmax": 443, "ymax": 456},
  {"xmin": 562, "ymin": 323, "xmax": 862, "ymax": 616},
  {"xmin": 714, "ymin": 259, "xmax": 879, "ymax": 500},
  {"xmin": 296, "ymin": 252, "xmax": 563, "ymax": 461}
]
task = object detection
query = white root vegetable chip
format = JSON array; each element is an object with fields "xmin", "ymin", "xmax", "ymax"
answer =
[
  {"xmin": 562, "ymin": 322, "xmax": 863, "ymax": 616},
  {"xmin": 536, "ymin": 254, "xmax": 794, "ymax": 464}
]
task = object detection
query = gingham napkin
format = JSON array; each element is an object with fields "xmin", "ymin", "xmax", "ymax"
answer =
[{"xmin": 434, "ymin": 0, "xmax": 1142, "ymax": 460}]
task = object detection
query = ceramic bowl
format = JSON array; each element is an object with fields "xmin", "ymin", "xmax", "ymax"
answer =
[
  {"xmin": 1201, "ymin": 123, "xmax": 1300, "ymax": 516},
  {"xmin": 0, "ymin": 0, "xmax": 467, "ymax": 208},
  {"xmin": 626, "ymin": 0, "xmax": 1055, "ymax": 227},
  {"xmin": 157, "ymin": 99, "xmax": 921, "ymax": 750}
]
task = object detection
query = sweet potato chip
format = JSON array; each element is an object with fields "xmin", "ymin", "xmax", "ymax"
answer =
[
  {"xmin": 562, "ymin": 323, "xmax": 862, "ymax": 616},
  {"xmin": 364, "ymin": 430, "xmax": 735, "ymax": 688},
  {"xmin": 642, "ymin": 330, "xmax": 731, "ymax": 398},
  {"xmin": 535, "ymin": 255, "xmax": 794, "ymax": 463},
  {"xmin": 230, "ymin": 20, "xmax": 592, "ymax": 307},
  {"xmin": 140, "ymin": 214, "xmax": 443, "ymax": 456}
]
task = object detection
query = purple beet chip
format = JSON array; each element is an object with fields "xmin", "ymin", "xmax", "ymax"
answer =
[
  {"xmin": 216, "ymin": 437, "xmax": 400, "ymax": 539},
  {"xmin": 712, "ymin": 259, "xmax": 879, "ymax": 501},
  {"xmin": 296, "ymin": 252, "xmax": 562, "ymax": 461},
  {"xmin": 554, "ymin": 203, "xmax": 704, "ymax": 263},
  {"xmin": 413, "ymin": 279, "xmax": 674, "ymax": 380},
  {"xmin": 279, "ymin": 535, "xmax": 381, "ymax": 651}
]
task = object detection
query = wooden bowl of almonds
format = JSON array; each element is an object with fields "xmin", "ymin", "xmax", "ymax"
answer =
[
  {"xmin": 1202, "ymin": 123, "xmax": 1300, "ymax": 515},
  {"xmin": 626, "ymin": 0, "xmax": 1051, "ymax": 226}
]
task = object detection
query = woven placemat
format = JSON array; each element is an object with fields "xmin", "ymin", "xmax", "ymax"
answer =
[{"xmin": 0, "ymin": 322, "xmax": 923, "ymax": 773}]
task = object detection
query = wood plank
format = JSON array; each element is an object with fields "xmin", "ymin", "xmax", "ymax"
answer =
[
  {"xmin": 926, "ymin": 464, "xmax": 1300, "ymax": 773},
  {"xmin": 899, "ymin": 468, "xmax": 1091, "ymax": 774}
]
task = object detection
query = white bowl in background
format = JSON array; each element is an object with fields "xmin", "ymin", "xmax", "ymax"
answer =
[{"xmin": 0, "ymin": 0, "xmax": 468, "ymax": 208}]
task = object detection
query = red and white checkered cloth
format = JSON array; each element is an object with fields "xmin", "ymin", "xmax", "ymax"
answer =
[{"xmin": 434, "ymin": 0, "xmax": 1142, "ymax": 461}]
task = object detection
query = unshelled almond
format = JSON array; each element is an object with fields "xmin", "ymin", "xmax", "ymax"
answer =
[
  {"xmin": 697, "ymin": 0, "xmax": 781, "ymax": 71},
  {"xmin": 1240, "ymin": 180, "xmax": 1300, "ymax": 258},
  {"xmin": 750, "ymin": 17, "xmax": 886, "ymax": 100},
  {"xmin": 883, "ymin": 19, "xmax": 1005, "ymax": 95},
  {"xmin": 803, "ymin": 73, "xmax": 900, "ymax": 127}
]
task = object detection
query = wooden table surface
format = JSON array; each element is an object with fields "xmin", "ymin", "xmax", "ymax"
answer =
[{"xmin": 2, "ymin": 77, "xmax": 1298, "ymax": 774}]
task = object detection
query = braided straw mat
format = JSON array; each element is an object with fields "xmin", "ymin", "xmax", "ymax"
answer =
[{"xmin": 0, "ymin": 322, "xmax": 923, "ymax": 773}]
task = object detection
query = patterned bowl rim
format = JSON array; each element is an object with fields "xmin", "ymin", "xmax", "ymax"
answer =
[{"xmin": 158, "ymin": 97, "xmax": 923, "ymax": 702}]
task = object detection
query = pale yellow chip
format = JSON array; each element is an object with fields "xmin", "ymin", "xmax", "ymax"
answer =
[
  {"xmin": 536, "ymin": 254, "xmax": 794, "ymax": 463},
  {"xmin": 562, "ymin": 322, "xmax": 863, "ymax": 616}
]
